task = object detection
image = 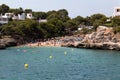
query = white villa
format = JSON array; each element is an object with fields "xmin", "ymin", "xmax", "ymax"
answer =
[
  {"xmin": 39, "ymin": 19, "xmax": 47, "ymax": 23},
  {"xmin": 2, "ymin": 13, "xmax": 14, "ymax": 18},
  {"xmin": 78, "ymin": 25, "xmax": 93, "ymax": 31},
  {"xmin": 0, "ymin": 13, "xmax": 13, "ymax": 24},
  {"xmin": 26, "ymin": 13, "xmax": 33, "ymax": 19},
  {"xmin": 0, "ymin": 12, "xmax": 33, "ymax": 24},
  {"xmin": 113, "ymin": 7, "xmax": 120, "ymax": 17},
  {"xmin": 0, "ymin": 16, "xmax": 8, "ymax": 24},
  {"xmin": 18, "ymin": 13, "xmax": 26, "ymax": 20}
]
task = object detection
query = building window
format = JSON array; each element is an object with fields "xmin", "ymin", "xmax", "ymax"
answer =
[
  {"xmin": 2, "ymin": 18, "xmax": 7, "ymax": 21},
  {"xmin": 29, "ymin": 14, "xmax": 31, "ymax": 17},
  {"xmin": 116, "ymin": 9, "xmax": 120, "ymax": 12}
]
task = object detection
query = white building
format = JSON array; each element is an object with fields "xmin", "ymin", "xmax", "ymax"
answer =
[
  {"xmin": 78, "ymin": 25, "xmax": 93, "ymax": 31},
  {"xmin": 26, "ymin": 13, "xmax": 33, "ymax": 19},
  {"xmin": 113, "ymin": 7, "xmax": 120, "ymax": 17},
  {"xmin": 0, "ymin": 16, "xmax": 8, "ymax": 24},
  {"xmin": 39, "ymin": 19, "xmax": 47, "ymax": 23},
  {"xmin": 18, "ymin": 13, "xmax": 25, "ymax": 20},
  {"xmin": 12, "ymin": 15, "xmax": 19, "ymax": 20},
  {"xmin": 0, "ymin": 13, "xmax": 12, "ymax": 24},
  {"xmin": 2, "ymin": 13, "xmax": 14, "ymax": 19}
]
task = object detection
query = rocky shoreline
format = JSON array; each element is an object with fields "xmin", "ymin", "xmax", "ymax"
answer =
[
  {"xmin": 0, "ymin": 36, "xmax": 17, "ymax": 49},
  {"xmin": 62, "ymin": 42, "xmax": 120, "ymax": 51},
  {"xmin": 62, "ymin": 26, "xmax": 120, "ymax": 51},
  {"xmin": 1, "ymin": 26, "xmax": 120, "ymax": 51}
]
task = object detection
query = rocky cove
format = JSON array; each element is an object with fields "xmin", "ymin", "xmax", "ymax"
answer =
[
  {"xmin": 62, "ymin": 26, "xmax": 120, "ymax": 51},
  {"xmin": 1, "ymin": 26, "xmax": 120, "ymax": 51},
  {"xmin": 62, "ymin": 43, "xmax": 120, "ymax": 50},
  {"xmin": 0, "ymin": 36, "xmax": 17, "ymax": 49}
]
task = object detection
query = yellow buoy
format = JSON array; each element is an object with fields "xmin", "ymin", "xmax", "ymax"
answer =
[
  {"xmin": 64, "ymin": 51, "xmax": 67, "ymax": 55},
  {"xmin": 49, "ymin": 55, "xmax": 53, "ymax": 59},
  {"xmin": 24, "ymin": 63, "xmax": 28, "ymax": 69}
]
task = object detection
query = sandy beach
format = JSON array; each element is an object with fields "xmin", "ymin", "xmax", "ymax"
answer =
[{"xmin": 18, "ymin": 35, "xmax": 83, "ymax": 47}]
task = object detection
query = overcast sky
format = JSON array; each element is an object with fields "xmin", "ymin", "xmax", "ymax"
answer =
[{"xmin": 0, "ymin": 0, "xmax": 119, "ymax": 18}]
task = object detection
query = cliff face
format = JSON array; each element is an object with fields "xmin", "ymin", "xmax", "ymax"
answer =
[
  {"xmin": 82, "ymin": 26, "xmax": 116, "ymax": 43},
  {"xmin": 0, "ymin": 37, "xmax": 17, "ymax": 49},
  {"xmin": 63, "ymin": 26, "xmax": 120, "ymax": 50},
  {"xmin": 79, "ymin": 26, "xmax": 120, "ymax": 50}
]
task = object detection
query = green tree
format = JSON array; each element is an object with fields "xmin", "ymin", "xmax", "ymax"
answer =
[
  {"xmin": 0, "ymin": 4, "xmax": 9, "ymax": 14},
  {"xmin": 57, "ymin": 9, "xmax": 70, "ymax": 22},
  {"xmin": 47, "ymin": 13, "xmax": 58, "ymax": 20},
  {"xmin": 9, "ymin": 8, "xmax": 23, "ymax": 15},
  {"xmin": 47, "ymin": 9, "xmax": 70, "ymax": 22},
  {"xmin": 84, "ymin": 16, "xmax": 92, "ymax": 26},
  {"xmin": 48, "ymin": 18, "xmax": 65, "ymax": 36},
  {"xmin": 89, "ymin": 13, "xmax": 107, "ymax": 30},
  {"xmin": 39, "ymin": 22, "xmax": 56, "ymax": 38},
  {"xmin": 113, "ymin": 26, "xmax": 120, "ymax": 33},
  {"xmin": 47, "ymin": 10, "xmax": 57, "ymax": 17},
  {"xmin": 73, "ymin": 16, "xmax": 85, "ymax": 26},
  {"xmin": 90, "ymin": 13, "xmax": 107, "ymax": 25},
  {"xmin": 64, "ymin": 19, "xmax": 77, "ymax": 35},
  {"xmin": 25, "ymin": 9, "xmax": 32, "ymax": 13},
  {"xmin": 33, "ymin": 12, "xmax": 47, "ymax": 20},
  {"xmin": 111, "ymin": 16, "xmax": 120, "ymax": 27}
]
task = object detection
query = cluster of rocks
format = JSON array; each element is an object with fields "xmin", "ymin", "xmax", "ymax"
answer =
[
  {"xmin": 0, "ymin": 36, "xmax": 17, "ymax": 49},
  {"xmin": 63, "ymin": 26, "xmax": 120, "ymax": 51},
  {"xmin": 62, "ymin": 43, "xmax": 120, "ymax": 50},
  {"xmin": 82, "ymin": 26, "xmax": 117, "ymax": 43},
  {"xmin": 1, "ymin": 26, "xmax": 120, "ymax": 51}
]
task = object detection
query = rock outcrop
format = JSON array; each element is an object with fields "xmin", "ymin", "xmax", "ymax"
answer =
[
  {"xmin": 75, "ymin": 43, "xmax": 120, "ymax": 50},
  {"xmin": 82, "ymin": 26, "xmax": 115, "ymax": 43},
  {"xmin": 3, "ymin": 37, "xmax": 17, "ymax": 47},
  {"xmin": 0, "ymin": 37, "xmax": 17, "ymax": 49},
  {"xmin": 63, "ymin": 26, "xmax": 120, "ymax": 51},
  {"xmin": 0, "ymin": 44, "xmax": 6, "ymax": 49}
]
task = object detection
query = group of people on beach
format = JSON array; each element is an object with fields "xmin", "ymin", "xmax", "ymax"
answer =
[{"xmin": 19, "ymin": 35, "xmax": 84, "ymax": 47}]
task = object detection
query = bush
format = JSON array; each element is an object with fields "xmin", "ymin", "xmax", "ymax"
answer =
[
  {"xmin": 113, "ymin": 26, "xmax": 120, "ymax": 34},
  {"xmin": 80, "ymin": 28, "xmax": 93, "ymax": 34},
  {"xmin": 104, "ymin": 23, "xmax": 113, "ymax": 27}
]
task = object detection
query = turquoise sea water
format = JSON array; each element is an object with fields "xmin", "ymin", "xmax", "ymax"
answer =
[{"xmin": 0, "ymin": 46, "xmax": 120, "ymax": 80}]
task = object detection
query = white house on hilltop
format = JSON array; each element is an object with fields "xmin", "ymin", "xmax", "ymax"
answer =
[
  {"xmin": 18, "ymin": 13, "xmax": 25, "ymax": 20},
  {"xmin": 0, "ymin": 12, "xmax": 32, "ymax": 24},
  {"xmin": 12, "ymin": 15, "xmax": 19, "ymax": 20},
  {"xmin": 0, "ymin": 13, "xmax": 12, "ymax": 24},
  {"xmin": 39, "ymin": 19, "xmax": 47, "ymax": 23},
  {"xmin": 113, "ymin": 7, "xmax": 120, "ymax": 17},
  {"xmin": 0, "ymin": 16, "xmax": 8, "ymax": 24},
  {"xmin": 12, "ymin": 13, "xmax": 25, "ymax": 20},
  {"xmin": 26, "ymin": 13, "xmax": 33, "ymax": 19},
  {"xmin": 0, "ymin": 12, "xmax": 47, "ymax": 24},
  {"xmin": 2, "ymin": 13, "xmax": 14, "ymax": 18}
]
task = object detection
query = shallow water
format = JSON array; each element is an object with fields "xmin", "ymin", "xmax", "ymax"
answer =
[{"xmin": 0, "ymin": 46, "xmax": 120, "ymax": 80}]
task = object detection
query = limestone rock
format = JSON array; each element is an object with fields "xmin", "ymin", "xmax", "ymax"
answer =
[
  {"xmin": 0, "ymin": 37, "xmax": 17, "ymax": 49},
  {"xmin": 3, "ymin": 38, "xmax": 17, "ymax": 47},
  {"xmin": 0, "ymin": 44, "xmax": 6, "ymax": 49}
]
